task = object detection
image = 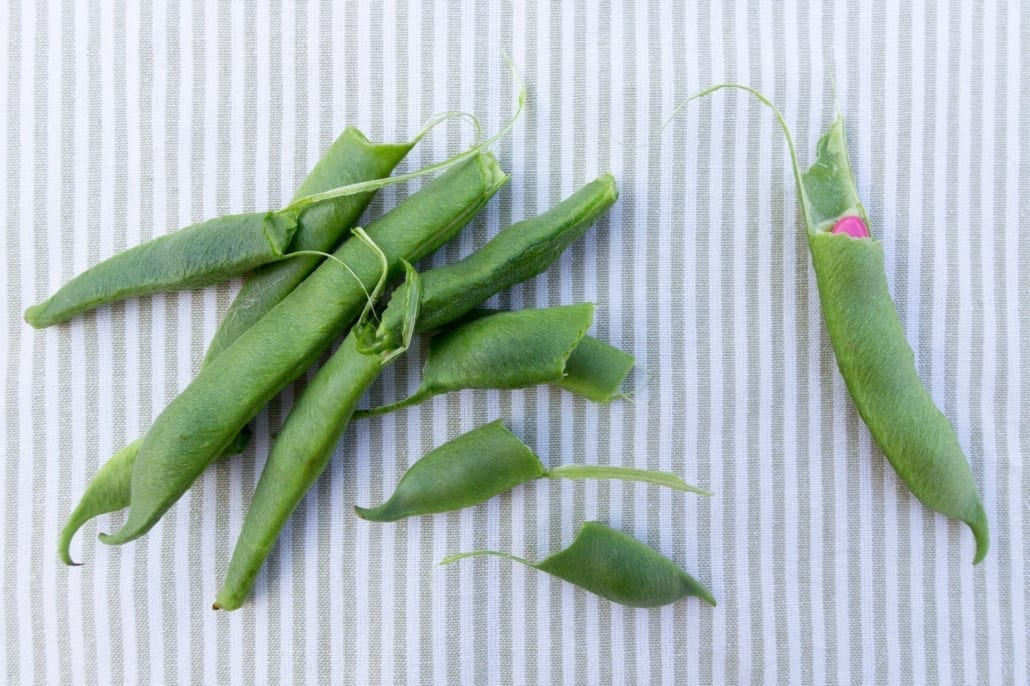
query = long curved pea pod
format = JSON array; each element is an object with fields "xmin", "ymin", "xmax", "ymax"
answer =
[
  {"xmin": 355, "ymin": 420, "xmax": 709, "ymax": 522},
  {"xmin": 204, "ymin": 127, "xmax": 412, "ymax": 362},
  {"xmin": 57, "ymin": 429, "xmax": 250, "ymax": 565},
  {"xmin": 800, "ymin": 119, "xmax": 988, "ymax": 564},
  {"xmin": 355, "ymin": 304, "xmax": 633, "ymax": 417},
  {"xmin": 23, "ymin": 212, "xmax": 300, "ymax": 328},
  {"xmin": 441, "ymin": 521, "xmax": 716, "ymax": 608},
  {"xmin": 213, "ymin": 175, "xmax": 620, "ymax": 610},
  {"xmin": 99, "ymin": 154, "xmax": 507, "ymax": 546}
]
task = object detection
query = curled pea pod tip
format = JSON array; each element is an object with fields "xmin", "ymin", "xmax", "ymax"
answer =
[
  {"xmin": 441, "ymin": 521, "xmax": 716, "ymax": 608},
  {"xmin": 355, "ymin": 420, "xmax": 709, "ymax": 523},
  {"xmin": 675, "ymin": 85, "xmax": 987, "ymax": 562}
]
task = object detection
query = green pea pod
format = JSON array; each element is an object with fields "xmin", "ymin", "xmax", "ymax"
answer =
[
  {"xmin": 803, "ymin": 120, "xmax": 988, "ymax": 564},
  {"xmin": 57, "ymin": 428, "xmax": 251, "ymax": 565},
  {"xmin": 441, "ymin": 521, "xmax": 716, "ymax": 608},
  {"xmin": 356, "ymin": 304, "xmax": 633, "ymax": 417},
  {"xmin": 23, "ymin": 212, "xmax": 300, "ymax": 328},
  {"xmin": 204, "ymin": 127, "xmax": 412, "ymax": 362},
  {"xmin": 213, "ymin": 175, "xmax": 619, "ymax": 610},
  {"xmin": 355, "ymin": 420, "xmax": 709, "ymax": 522},
  {"xmin": 99, "ymin": 153, "xmax": 507, "ymax": 546},
  {"xmin": 680, "ymin": 84, "xmax": 987, "ymax": 562}
]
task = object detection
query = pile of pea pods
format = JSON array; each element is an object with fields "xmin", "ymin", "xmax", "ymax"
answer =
[
  {"xmin": 33, "ymin": 120, "xmax": 716, "ymax": 611},
  {"xmin": 33, "ymin": 84, "xmax": 990, "ymax": 615}
]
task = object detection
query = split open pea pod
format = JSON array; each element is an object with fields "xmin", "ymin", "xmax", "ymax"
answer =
[
  {"xmin": 442, "ymin": 521, "xmax": 716, "ymax": 608},
  {"xmin": 802, "ymin": 119, "xmax": 988, "ymax": 564},
  {"xmin": 680, "ymin": 85, "xmax": 988, "ymax": 563}
]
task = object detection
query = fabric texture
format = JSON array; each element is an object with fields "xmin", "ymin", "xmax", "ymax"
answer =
[{"xmin": 3, "ymin": 0, "xmax": 1028, "ymax": 683}]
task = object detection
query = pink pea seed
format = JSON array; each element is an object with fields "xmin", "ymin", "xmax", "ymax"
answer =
[{"xmin": 832, "ymin": 215, "xmax": 870, "ymax": 238}]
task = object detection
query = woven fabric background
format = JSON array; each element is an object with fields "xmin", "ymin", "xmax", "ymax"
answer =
[{"xmin": 3, "ymin": 0, "xmax": 1028, "ymax": 683}]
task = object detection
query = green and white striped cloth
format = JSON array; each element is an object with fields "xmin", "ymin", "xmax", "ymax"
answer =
[{"xmin": 3, "ymin": 0, "xmax": 1027, "ymax": 683}]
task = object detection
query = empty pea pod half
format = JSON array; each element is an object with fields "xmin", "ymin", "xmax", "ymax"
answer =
[
  {"xmin": 355, "ymin": 420, "xmax": 709, "ymax": 522},
  {"xmin": 354, "ymin": 303, "xmax": 635, "ymax": 418},
  {"xmin": 441, "ymin": 521, "xmax": 716, "ymax": 609},
  {"xmin": 674, "ymin": 84, "xmax": 988, "ymax": 563}
]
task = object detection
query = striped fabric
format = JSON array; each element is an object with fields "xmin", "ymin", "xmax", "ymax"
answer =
[{"xmin": 3, "ymin": 0, "xmax": 1028, "ymax": 683}]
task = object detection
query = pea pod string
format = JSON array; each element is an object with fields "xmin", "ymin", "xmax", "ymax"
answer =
[
  {"xmin": 668, "ymin": 84, "xmax": 988, "ymax": 563},
  {"xmin": 442, "ymin": 521, "xmax": 716, "ymax": 609},
  {"xmin": 355, "ymin": 420, "xmax": 709, "ymax": 523}
]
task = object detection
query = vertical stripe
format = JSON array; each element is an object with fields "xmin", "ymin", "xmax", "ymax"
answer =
[
  {"xmin": 40, "ymin": 0, "xmax": 61, "ymax": 680},
  {"xmin": 0, "ymin": 0, "xmax": 9, "ymax": 675},
  {"xmin": 979, "ymin": 0, "xmax": 1002, "ymax": 681},
  {"xmin": 1005, "ymin": 0, "xmax": 1027, "ymax": 679}
]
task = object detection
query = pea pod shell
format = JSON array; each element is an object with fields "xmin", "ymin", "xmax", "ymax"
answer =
[
  {"xmin": 357, "ymin": 303, "xmax": 615, "ymax": 417},
  {"xmin": 558, "ymin": 334, "xmax": 635, "ymax": 402},
  {"xmin": 355, "ymin": 420, "xmax": 545, "ymax": 522},
  {"xmin": 809, "ymin": 230, "xmax": 988, "ymax": 561},
  {"xmin": 24, "ymin": 212, "xmax": 297, "ymax": 328},
  {"xmin": 800, "ymin": 119, "xmax": 988, "ymax": 563},
  {"xmin": 423, "ymin": 303, "xmax": 594, "ymax": 389},
  {"xmin": 100, "ymin": 153, "xmax": 507, "ymax": 545},
  {"xmin": 442, "ymin": 521, "xmax": 716, "ymax": 608}
]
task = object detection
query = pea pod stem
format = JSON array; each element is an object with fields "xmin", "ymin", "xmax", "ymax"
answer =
[
  {"xmin": 277, "ymin": 56, "xmax": 525, "ymax": 218},
  {"xmin": 440, "ymin": 550, "xmax": 531, "ymax": 567},
  {"xmin": 214, "ymin": 175, "xmax": 619, "ymax": 610},
  {"xmin": 544, "ymin": 465, "xmax": 713, "ymax": 496}
]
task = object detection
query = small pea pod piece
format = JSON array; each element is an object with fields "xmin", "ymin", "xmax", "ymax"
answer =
[
  {"xmin": 355, "ymin": 303, "xmax": 633, "ymax": 417},
  {"xmin": 100, "ymin": 153, "xmax": 507, "ymax": 546},
  {"xmin": 442, "ymin": 521, "xmax": 716, "ymax": 608},
  {"xmin": 557, "ymin": 335, "xmax": 635, "ymax": 403},
  {"xmin": 356, "ymin": 420, "xmax": 709, "ymax": 522},
  {"xmin": 676, "ymin": 85, "xmax": 988, "ymax": 563}
]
